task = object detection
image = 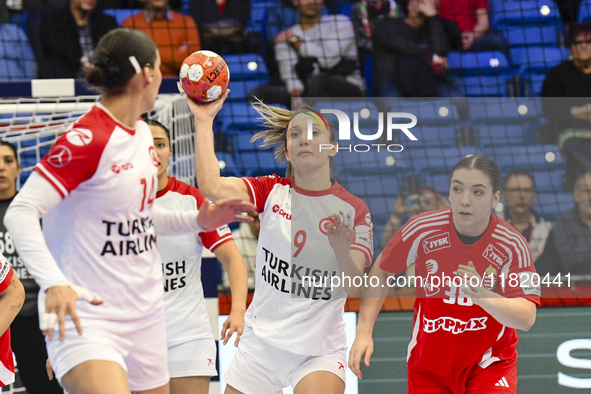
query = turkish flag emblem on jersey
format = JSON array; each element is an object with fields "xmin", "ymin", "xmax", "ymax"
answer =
[{"xmin": 66, "ymin": 128, "xmax": 93, "ymax": 146}]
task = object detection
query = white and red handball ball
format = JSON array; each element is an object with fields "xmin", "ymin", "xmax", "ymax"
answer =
[{"xmin": 178, "ymin": 50, "xmax": 230, "ymax": 102}]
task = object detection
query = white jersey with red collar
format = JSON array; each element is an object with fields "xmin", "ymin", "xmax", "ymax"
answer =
[
  {"xmin": 155, "ymin": 177, "xmax": 232, "ymax": 345},
  {"xmin": 35, "ymin": 103, "xmax": 163, "ymax": 322},
  {"xmin": 0, "ymin": 254, "xmax": 15, "ymax": 386},
  {"xmin": 380, "ymin": 208, "xmax": 541, "ymax": 391},
  {"xmin": 242, "ymin": 175, "xmax": 373, "ymax": 356}
]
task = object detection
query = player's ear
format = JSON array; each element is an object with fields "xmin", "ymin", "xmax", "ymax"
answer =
[
  {"xmin": 491, "ymin": 190, "xmax": 500, "ymax": 209},
  {"xmin": 142, "ymin": 64, "xmax": 153, "ymax": 84}
]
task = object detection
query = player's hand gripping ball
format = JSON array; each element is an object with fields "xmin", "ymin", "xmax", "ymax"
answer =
[{"xmin": 178, "ymin": 50, "xmax": 230, "ymax": 102}]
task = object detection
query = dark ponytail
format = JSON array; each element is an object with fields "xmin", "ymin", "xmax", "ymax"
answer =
[
  {"xmin": 451, "ymin": 155, "xmax": 501, "ymax": 193},
  {"xmin": 86, "ymin": 28, "xmax": 157, "ymax": 90}
]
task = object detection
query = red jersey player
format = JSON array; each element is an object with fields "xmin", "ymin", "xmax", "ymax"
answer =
[
  {"xmin": 0, "ymin": 254, "xmax": 24, "ymax": 387},
  {"xmin": 350, "ymin": 155, "xmax": 540, "ymax": 394}
]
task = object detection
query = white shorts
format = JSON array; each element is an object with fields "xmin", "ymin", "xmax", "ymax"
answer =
[
  {"xmin": 168, "ymin": 337, "xmax": 218, "ymax": 378},
  {"xmin": 224, "ymin": 326, "xmax": 346, "ymax": 394},
  {"xmin": 46, "ymin": 316, "xmax": 169, "ymax": 392}
]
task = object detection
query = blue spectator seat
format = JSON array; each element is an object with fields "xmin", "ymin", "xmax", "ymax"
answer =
[
  {"xmin": 410, "ymin": 147, "xmax": 483, "ymax": 174},
  {"xmin": 227, "ymin": 80, "xmax": 260, "ymax": 101},
  {"xmin": 468, "ymin": 97, "xmax": 542, "ymax": 122},
  {"xmin": 534, "ymin": 192, "xmax": 575, "ymax": 220},
  {"xmin": 365, "ymin": 195, "xmax": 399, "ymax": 224},
  {"xmin": 364, "ymin": 55, "xmax": 373, "ymax": 97},
  {"xmin": 447, "ymin": 51, "xmax": 513, "ymax": 97},
  {"xmin": 402, "ymin": 124, "xmax": 459, "ymax": 149},
  {"xmin": 579, "ymin": 0, "xmax": 591, "ymax": 22},
  {"xmin": 484, "ymin": 144, "xmax": 564, "ymax": 172},
  {"xmin": 390, "ymin": 99, "xmax": 461, "ymax": 124},
  {"xmin": 0, "ymin": 23, "xmax": 37, "ymax": 81},
  {"xmin": 503, "ymin": 25, "xmax": 559, "ymax": 47},
  {"xmin": 510, "ymin": 46, "xmax": 569, "ymax": 71},
  {"xmin": 216, "ymin": 102, "xmax": 262, "ymax": 131},
  {"xmin": 339, "ymin": 3, "xmax": 354, "ymax": 18},
  {"xmin": 235, "ymin": 150, "xmax": 287, "ymax": 177},
  {"xmin": 227, "ymin": 130, "xmax": 265, "ymax": 151},
  {"xmin": 532, "ymin": 169, "xmax": 565, "ymax": 193},
  {"xmin": 447, "ymin": 51, "xmax": 512, "ymax": 75},
  {"xmin": 339, "ymin": 175, "xmax": 404, "ymax": 198},
  {"xmin": 421, "ymin": 174, "xmax": 451, "ymax": 194},
  {"xmin": 215, "ymin": 152, "xmax": 242, "ymax": 177},
  {"xmin": 103, "ymin": 9, "xmax": 141, "ymax": 25},
  {"xmin": 475, "ymin": 124, "xmax": 537, "ymax": 147},
  {"xmin": 333, "ymin": 150, "xmax": 413, "ymax": 176},
  {"xmin": 491, "ymin": 0, "xmax": 561, "ymax": 29},
  {"xmin": 225, "ymin": 53, "xmax": 268, "ymax": 81},
  {"xmin": 248, "ymin": 5, "xmax": 267, "ymax": 34}
]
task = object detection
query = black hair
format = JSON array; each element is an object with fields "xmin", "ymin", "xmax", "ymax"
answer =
[
  {"xmin": 145, "ymin": 118, "xmax": 171, "ymax": 147},
  {"xmin": 450, "ymin": 155, "xmax": 501, "ymax": 193},
  {"xmin": 0, "ymin": 141, "xmax": 18, "ymax": 164},
  {"xmin": 568, "ymin": 22, "xmax": 591, "ymax": 47},
  {"xmin": 86, "ymin": 28, "xmax": 157, "ymax": 90},
  {"xmin": 502, "ymin": 169, "xmax": 535, "ymax": 191}
]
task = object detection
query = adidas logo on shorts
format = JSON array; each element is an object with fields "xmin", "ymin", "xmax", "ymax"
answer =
[{"xmin": 495, "ymin": 377, "xmax": 510, "ymax": 388}]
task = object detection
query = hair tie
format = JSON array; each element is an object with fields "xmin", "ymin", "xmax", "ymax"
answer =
[{"xmin": 129, "ymin": 56, "xmax": 142, "ymax": 74}]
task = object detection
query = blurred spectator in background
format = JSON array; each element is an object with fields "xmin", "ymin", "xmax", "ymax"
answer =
[
  {"xmin": 351, "ymin": 0, "xmax": 400, "ymax": 74},
  {"xmin": 39, "ymin": 0, "xmax": 118, "ymax": 78},
  {"xmin": 536, "ymin": 172, "xmax": 591, "ymax": 276},
  {"xmin": 498, "ymin": 170, "xmax": 551, "ymax": 263},
  {"xmin": 372, "ymin": 0, "xmax": 462, "ymax": 97},
  {"xmin": 438, "ymin": 0, "xmax": 507, "ymax": 52},
  {"xmin": 0, "ymin": 142, "xmax": 63, "ymax": 394},
  {"xmin": 249, "ymin": 0, "xmax": 364, "ymax": 108},
  {"xmin": 222, "ymin": 211, "xmax": 259, "ymax": 290},
  {"xmin": 123, "ymin": 0, "xmax": 200, "ymax": 77},
  {"xmin": 0, "ymin": 21, "xmax": 37, "ymax": 80},
  {"xmin": 188, "ymin": 0, "xmax": 253, "ymax": 54},
  {"xmin": 381, "ymin": 187, "xmax": 450, "ymax": 248},
  {"xmin": 541, "ymin": 22, "xmax": 591, "ymax": 191}
]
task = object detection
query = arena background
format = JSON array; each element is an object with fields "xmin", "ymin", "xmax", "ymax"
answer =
[{"xmin": 1, "ymin": 0, "xmax": 591, "ymax": 392}]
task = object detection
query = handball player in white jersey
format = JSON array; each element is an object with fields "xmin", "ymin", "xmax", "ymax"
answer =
[
  {"xmin": 350, "ymin": 156, "xmax": 540, "ymax": 394},
  {"xmin": 185, "ymin": 94, "xmax": 374, "ymax": 394},
  {"xmin": 148, "ymin": 119, "xmax": 249, "ymax": 394},
  {"xmin": 4, "ymin": 28, "xmax": 254, "ymax": 394}
]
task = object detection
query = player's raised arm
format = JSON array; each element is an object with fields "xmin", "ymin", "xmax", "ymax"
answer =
[{"xmin": 184, "ymin": 92, "xmax": 252, "ymax": 204}]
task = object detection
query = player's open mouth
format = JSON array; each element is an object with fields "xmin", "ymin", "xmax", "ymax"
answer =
[{"xmin": 459, "ymin": 211, "xmax": 472, "ymax": 217}]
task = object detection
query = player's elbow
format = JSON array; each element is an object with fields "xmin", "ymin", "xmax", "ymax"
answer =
[{"xmin": 517, "ymin": 305, "xmax": 537, "ymax": 332}]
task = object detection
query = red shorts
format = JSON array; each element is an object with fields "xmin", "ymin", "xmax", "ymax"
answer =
[{"xmin": 408, "ymin": 355, "xmax": 517, "ymax": 394}]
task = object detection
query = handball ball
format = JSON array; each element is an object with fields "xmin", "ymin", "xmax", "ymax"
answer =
[{"xmin": 179, "ymin": 50, "xmax": 230, "ymax": 102}]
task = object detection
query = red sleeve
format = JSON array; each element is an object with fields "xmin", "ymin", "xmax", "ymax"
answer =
[
  {"xmin": 35, "ymin": 125, "xmax": 112, "ymax": 198},
  {"xmin": 186, "ymin": 184, "xmax": 234, "ymax": 252},
  {"xmin": 241, "ymin": 175, "xmax": 291, "ymax": 213},
  {"xmin": 474, "ymin": 0, "xmax": 488, "ymax": 10},
  {"xmin": 0, "ymin": 254, "xmax": 14, "ymax": 294},
  {"xmin": 351, "ymin": 201, "xmax": 374, "ymax": 270},
  {"xmin": 381, "ymin": 209, "xmax": 451, "ymax": 275}
]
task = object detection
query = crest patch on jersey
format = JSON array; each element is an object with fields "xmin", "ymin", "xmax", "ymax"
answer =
[
  {"xmin": 422, "ymin": 232, "xmax": 451, "ymax": 254},
  {"xmin": 66, "ymin": 128, "xmax": 93, "ymax": 146},
  {"xmin": 483, "ymin": 244, "xmax": 508, "ymax": 268},
  {"xmin": 483, "ymin": 265, "xmax": 497, "ymax": 290}
]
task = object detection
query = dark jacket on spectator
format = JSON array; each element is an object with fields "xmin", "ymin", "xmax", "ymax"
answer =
[
  {"xmin": 189, "ymin": 0, "xmax": 250, "ymax": 37},
  {"xmin": 39, "ymin": 6, "xmax": 118, "ymax": 78},
  {"xmin": 541, "ymin": 61, "xmax": 591, "ymax": 143},
  {"xmin": 373, "ymin": 15, "xmax": 461, "ymax": 97},
  {"xmin": 536, "ymin": 207, "xmax": 591, "ymax": 276}
]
